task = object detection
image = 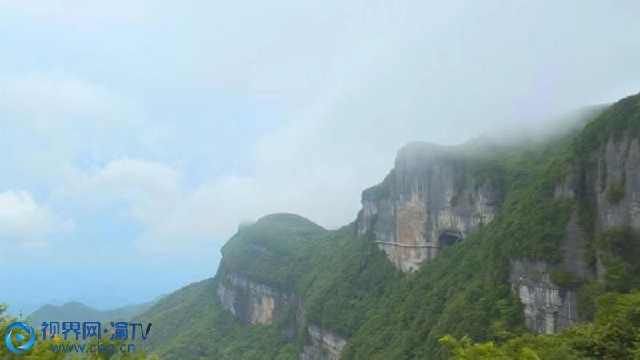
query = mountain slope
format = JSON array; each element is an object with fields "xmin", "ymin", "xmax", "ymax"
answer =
[
  {"xmin": 343, "ymin": 93, "xmax": 640, "ymax": 359},
  {"xmin": 143, "ymin": 92, "xmax": 640, "ymax": 359},
  {"xmin": 136, "ymin": 278, "xmax": 298, "ymax": 359},
  {"xmin": 140, "ymin": 213, "xmax": 398, "ymax": 359}
]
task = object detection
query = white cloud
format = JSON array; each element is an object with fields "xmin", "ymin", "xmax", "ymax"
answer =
[
  {"xmin": 0, "ymin": 73, "xmax": 151, "ymax": 195},
  {"xmin": 2, "ymin": 0, "xmax": 639, "ymax": 262},
  {"xmin": 63, "ymin": 158, "xmax": 181, "ymax": 221},
  {"xmin": 61, "ymin": 155, "xmax": 360, "ymax": 255},
  {"xmin": 60, "ymin": 159, "xmax": 189, "ymax": 254},
  {"xmin": 0, "ymin": 74, "xmax": 135, "ymax": 130},
  {"xmin": 0, "ymin": 190, "xmax": 73, "ymax": 247},
  {"xmin": 0, "ymin": 0, "xmax": 639, "ymax": 309},
  {"xmin": 61, "ymin": 159, "xmax": 266, "ymax": 254}
]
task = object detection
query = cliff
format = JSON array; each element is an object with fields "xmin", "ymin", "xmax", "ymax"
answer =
[
  {"xmin": 210, "ymin": 94, "xmax": 639, "ymax": 358},
  {"xmin": 214, "ymin": 213, "xmax": 352, "ymax": 360},
  {"xmin": 508, "ymin": 97, "xmax": 640, "ymax": 334},
  {"xmin": 357, "ymin": 142, "xmax": 502, "ymax": 271},
  {"xmin": 137, "ymin": 93, "xmax": 640, "ymax": 360},
  {"xmin": 300, "ymin": 325, "xmax": 347, "ymax": 360},
  {"xmin": 216, "ymin": 271, "xmax": 297, "ymax": 326}
]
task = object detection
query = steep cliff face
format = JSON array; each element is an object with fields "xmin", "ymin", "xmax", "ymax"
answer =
[
  {"xmin": 590, "ymin": 135, "xmax": 640, "ymax": 232},
  {"xmin": 509, "ymin": 260, "xmax": 578, "ymax": 334},
  {"xmin": 507, "ymin": 206, "xmax": 588, "ymax": 333},
  {"xmin": 357, "ymin": 142, "xmax": 501, "ymax": 271},
  {"xmin": 216, "ymin": 271, "xmax": 296, "ymax": 325},
  {"xmin": 137, "ymin": 94, "xmax": 640, "ymax": 359},
  {"xmin": 216, "ymin": 267, "xmax": 349, "ymax": 359},
  {"xmin": 300, "ymin": 325, "xmax": 347, "ymax": 360},
  {"xmin": 555, "ymin": 134, "xmax": 640, "ymax": 232},
  {"xmin": 510, "ymin": 114, "xmax": 640, "ymax": 334},
  {"xmin": 213, "ymin": 213, "xmax": 352, "ymax": 359}
]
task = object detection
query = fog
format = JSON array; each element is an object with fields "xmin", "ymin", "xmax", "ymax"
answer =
[{"xmin": 0, "ymin": 1, "xmax": 639, "ymax": 310}]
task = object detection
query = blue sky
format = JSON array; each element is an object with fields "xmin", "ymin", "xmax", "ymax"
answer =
[{"xmin": 0, "ymin": 1, "xmax": 639, "ymax": 314}]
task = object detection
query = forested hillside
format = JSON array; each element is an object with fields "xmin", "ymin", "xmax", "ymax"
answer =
[
  {"xmin": 133, "ymin": 93, "xmax": 640, "ymax": 359},
  {"xmin": 3, "ymin": 92, "xmax": 640, "ymax": 359}
]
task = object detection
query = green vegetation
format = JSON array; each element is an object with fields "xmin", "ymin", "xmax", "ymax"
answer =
[
  {"xmin": 146, "ymin": 94, "xmax": 640, "ymax": 359},
  {"xmin": 440, "ymin": 333, "xmax": 580, "ymax": 359},
  {"xmin": 550, "ymin": 270, "xmax": 581, "ymax": 289},
  {"xmin": 31, "ymin": 93, "xmax": 637, "ymax": 359},
  {"xmin": 334, "ymin": 94, "xmax": 640, "ymax": 359},
  {"xmin": 596, "ymin": 227, "xmax": 640, "ymax": 292},
  {"xmin": 576, "ymin": 281, "xmax": 606, "ymax": 321},
  {"xmin": 159, "ymin": 142, "xmax": 579, "ymax": 358},
  {"xmin": 573, "ymin": 92, "xmax": 640, "ymax": 155},
  {"xmin": 132, "ymin": 213, "xmax": 400, "ymax": 359},
  {"xmin": 296, "ymin": 228, "xmax": 400, "ymax": 338},
  {"xmin": 607, "ymin": 180, "xmax": 626, "ymax": 204},
  {"xmin": 441, "ymin": 291, "xmax": 640, "ymax": 359},
  {"xmin": 342, "ymin": 135, "xmax": 577, "ymax": 359},
  {"xmin": 424, "ymin": 94, "xmax": 640, "ymax": 359},
  {"xmin": 0, "ymin": 304, "xmax": 154, "ymax": 360},
  {"xmin": 133, "ymin": 278, "xmax": 297, "ymax": 360},
  {"xmin": 220, "ymin": 213, "xmax": 327, "ymax": 290}
]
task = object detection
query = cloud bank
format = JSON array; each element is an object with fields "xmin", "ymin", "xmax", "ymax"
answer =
[
  {"xmin": 0, "ymin": 190, "xmax": 73, "ymax": 248},
  {"xmin": 0, "ymin": 0, "xmax": 639, "ymax": 308}
]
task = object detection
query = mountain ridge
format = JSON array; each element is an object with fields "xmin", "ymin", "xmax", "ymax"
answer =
[
  {"xmin": 139, "ymin": 92, "xmax": 640, "ymax": 359},
  {"xmin": 27, "ymin": 300, "xmax": 156, "ymax": 328}
]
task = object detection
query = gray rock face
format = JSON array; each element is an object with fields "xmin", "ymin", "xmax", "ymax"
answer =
[
  {"xmin": 217, "ymin": 271, "xmax": 347, "ymax": 359},
  {"xmin": 357, "ymin": 142, "xmax": 501, "ymax": 271},
  {"xmin": 512, "ymin": 134, "xmax": 640, "ymax": 334},
  {"xmin": 216, "ymin": 272, "xmax": 296, "ymax": 325},
  {"xmin": 591, "ymin": 136, "xmax": 640, "ymax": 232},
  {"xmin": 300, "ymin": 325, "xmax": 347, "ymax": 360},
  {"xmin": 509, "ymin": 260, "xmax": 578, "ymax": 334},
  {"xmin": 559, "ymin": 136, "xmax": 640, "ymax": 279}
]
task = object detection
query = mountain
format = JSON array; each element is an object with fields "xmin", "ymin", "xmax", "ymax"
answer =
[
  {"xmin": 139, "ymin": 92, "xmax": 640, "ymax": 359},
  {"xmin": 27, "ymin": 300, "xmax": 155, "ymax": 328}
]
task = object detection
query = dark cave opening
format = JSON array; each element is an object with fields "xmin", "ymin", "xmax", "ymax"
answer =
[{"xmin": 439, "ymin": 231, "xmax": 463, "ymax": 248}]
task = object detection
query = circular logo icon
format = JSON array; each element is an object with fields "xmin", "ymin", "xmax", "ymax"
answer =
[{"xmin": 4, "ymin": 322, "xmax": 36, "ymax": 354}]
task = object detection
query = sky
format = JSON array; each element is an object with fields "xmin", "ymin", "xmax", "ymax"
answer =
[{"xmin": 0, "ymin": 1, "xmax": 639, "ymax": 314}]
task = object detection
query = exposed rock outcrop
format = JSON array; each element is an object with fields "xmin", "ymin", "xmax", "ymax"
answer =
[
  {"xmin": 357, "ymin": 142, "xmax": 501, "ymax": 271},
  {"xmin": 300, "ymin": 325, "xmax": 347, "ymax": 360},
  {"xmin": 590, "ymin": 136, "xmax": 640, "ymax": 232},
  {"xmin": 216, "ymin": 271, "xmax": 296, "ymax": 325},
  {"xmin": 509, "ymin": 260, "xmax": 578, "ymax": 334},
  {"xmin": 214, "ymin": 122, "xmax": 640, "ymax": 350},
  {"xmin": 513, "ymin": 134, "xmax": 640, "ymax": 334},
  {"xmin": 214, "ymin": 214, "xmax": 349, "ymax": 358},
  {"xmin": 217, "ymin": 271, "xmax": 347, "ymax": 359}
]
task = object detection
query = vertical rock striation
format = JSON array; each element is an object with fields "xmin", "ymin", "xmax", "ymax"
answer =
[
  {"xmin": 591, "ymin": 136, "xmax": 640, "ymax": 231},
  {"xmin": 509, "ymin": 260, "xmax": 578, "ymax": 334},
  {"xmin": 300, "ymin": 325, "xmax": 347, "ymax": 360},
  {"xmin": 216, "ymin": 271, "xmax": 296, "ymax": 325},
  {"xmin": 511, "ymin": 134, "xmax": 640, "ymax": 334},
  {"xmin": 216, "ymin": 270, "xmax": 349, "ymax": 359},
  {"xmin": 357, "ymin": 142, "xmax": 501, "ymax": 271},
  {"xmin": 213, "ymin": 214, "xmax": 347, "ymax": 359}
]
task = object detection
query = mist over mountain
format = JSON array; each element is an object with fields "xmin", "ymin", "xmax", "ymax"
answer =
[
  {"xmin": 1, "ymin": 1, "xmax": 640, "ymax": 359},
  {"xmin": 130, "ymin": 93, "xmax": 640, "ymax": 359}
]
